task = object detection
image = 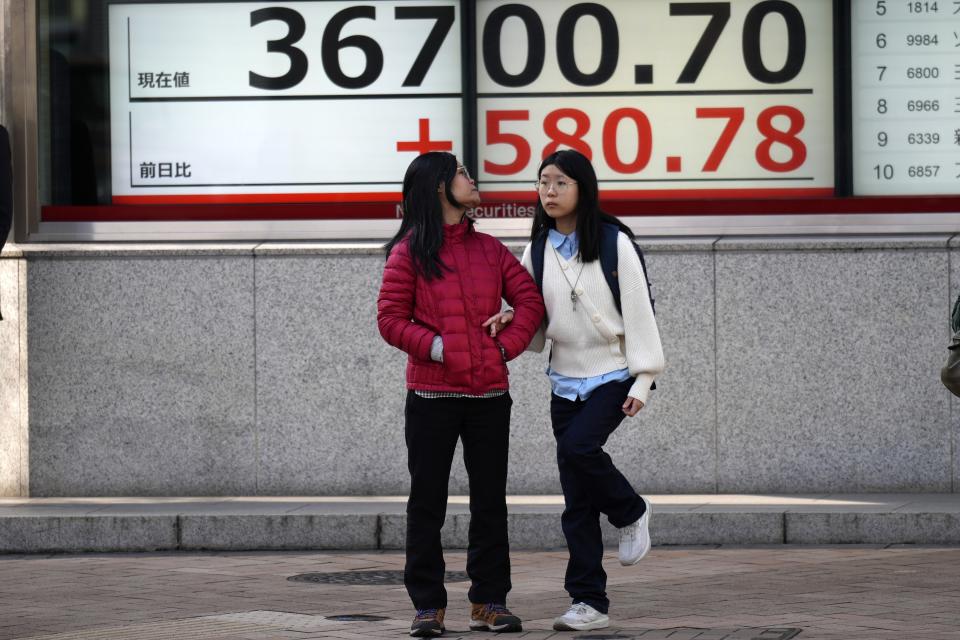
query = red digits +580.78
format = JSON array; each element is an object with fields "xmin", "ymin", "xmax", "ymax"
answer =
[{"xmin": 483, "ymin": 106, "xmax": 806, "ymax": 176}]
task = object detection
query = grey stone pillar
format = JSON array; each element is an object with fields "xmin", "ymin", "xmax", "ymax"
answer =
[
  {"xmin": 0, "ymin": 245, "xmax": 27, "ymax": 496},
  {"xmin": 0, "ymin": 0, "xmax": 34, "ymax": 495}
]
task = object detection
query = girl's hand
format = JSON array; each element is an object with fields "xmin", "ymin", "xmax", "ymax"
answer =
[
  {"xmin": 481, "ymin": 309, "xmax": 514, "ymax": 337},
  {"xmin": 622, "ymin": 396, "xmax": 645, "ymax": 417}
]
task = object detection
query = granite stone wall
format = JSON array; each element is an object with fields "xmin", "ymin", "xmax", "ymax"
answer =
[{"xmin": 0, "ymin": 235, "xmax": 954, "ymax": 496}]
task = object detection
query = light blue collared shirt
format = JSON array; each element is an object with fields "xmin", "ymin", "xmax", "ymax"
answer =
[
  {"xmin": 545, "ymin": 229, "xmax": 630, "ymax": 401},
  {"xmin": 548, "ymin": 228, "xmax": 579, "ymax": 261}
]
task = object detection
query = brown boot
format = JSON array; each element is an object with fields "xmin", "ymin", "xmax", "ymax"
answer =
[
  {"xmin": 410, "ymin": 607, "xmax": 445, "ymax": 637},
  {"xmin": 469, "ymin": 603, "xmax": 522, "ymax": 632}
]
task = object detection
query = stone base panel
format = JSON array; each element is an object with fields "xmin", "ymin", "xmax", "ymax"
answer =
[{"xmin": 0, "ymin": 235, "xmax": 957, "ymax": 496}]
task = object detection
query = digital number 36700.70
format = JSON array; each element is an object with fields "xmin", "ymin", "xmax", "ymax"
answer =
[
  {"xmin": 247, "ymin": 1, "xmax": 810, "ymax": 91},
  {"xmin": 484, "ymin": 106, "xmax": 807, "ymax": 175}
]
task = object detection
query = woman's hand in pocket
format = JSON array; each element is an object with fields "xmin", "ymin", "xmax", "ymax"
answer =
[{"xmin": 481, "ymin": 309, "xmax": 514, "ymax": 337}]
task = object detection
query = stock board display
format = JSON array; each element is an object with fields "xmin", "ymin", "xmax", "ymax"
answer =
[{"xmin": 95, "ymin": 0, "xmax": 960, "ymax": 219}]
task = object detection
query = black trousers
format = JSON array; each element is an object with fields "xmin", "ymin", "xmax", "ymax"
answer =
[
  {"xmin": 404, "ymin": 391, "xmax": 513, "ymax": 610},
  {"xmin": 550, "ymin": 378, "xmax": 646, "ymax": 614}
]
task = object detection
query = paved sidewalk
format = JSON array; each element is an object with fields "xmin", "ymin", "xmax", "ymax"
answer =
[
  {"xmin": 3, "ymin": 495, "xmax": 960, "ymax": 552},
  {"xmin": 1, "ymin": 546, "xmax": 959, "ymax": 640}
]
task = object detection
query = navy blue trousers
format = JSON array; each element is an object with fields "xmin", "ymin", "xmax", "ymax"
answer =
[
  {"xmin": 550, "ymin": 377, "xmax": 646, "ymax": 614},
  {"xmin": 403, "ymin": 391, "xmax": 513, "ymax": 610}
]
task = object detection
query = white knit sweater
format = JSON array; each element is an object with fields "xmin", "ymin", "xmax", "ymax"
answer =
[{"xmin": 521, "ymin": 231, "xmax": 665, "ymax": 404}]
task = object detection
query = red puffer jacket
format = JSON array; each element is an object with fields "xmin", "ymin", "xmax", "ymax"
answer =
[{"xmin": 378, "ymin": 221, "xmax": 545, "ymax": 394}]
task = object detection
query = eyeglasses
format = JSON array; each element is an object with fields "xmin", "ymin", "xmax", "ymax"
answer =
[
  {"xmin": 456, "ymin": 166, "xmax": 472, "ymax": 180},
  {"xmin": 535, "ymin": 179, "xmax": 577, "ymax": 193}
]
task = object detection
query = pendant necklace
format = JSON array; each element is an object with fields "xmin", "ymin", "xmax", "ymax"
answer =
[{"xmin": 552, "ymin": 244, "xmax": 584, "ymax": 311}]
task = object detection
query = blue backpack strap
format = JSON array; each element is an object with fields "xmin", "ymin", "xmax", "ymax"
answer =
[
  {"xmin": 599, "ymin": 223, "xmax": 622, "ymax": 315},
  {"xmin": 530, "ymin": 230, "xmax": 551, "ymax": 362},
  {"xmin": 531, "ymin": 229, "xmax": 548, "ymax": 294},
  {"xmin": 601, "ymin": 223, "xmax": 656, "ymax": 391},
  {"xmin": 634, "ymin": 240, "xmax": 655, "ymax": 315},
  {"xmin": 600, "ymin": 223, "xmax": 655, "ymax": 316}
]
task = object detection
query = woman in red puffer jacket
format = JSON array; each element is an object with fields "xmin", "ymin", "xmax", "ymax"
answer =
[{"xmin": 378, "ymin": 152, "xmax": 544, "ymax": 637}]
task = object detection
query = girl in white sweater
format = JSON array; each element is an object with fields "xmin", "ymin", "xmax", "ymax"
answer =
[{"xmin": 519, "ymin": 150, "xmax": 665, "ymax": 632}]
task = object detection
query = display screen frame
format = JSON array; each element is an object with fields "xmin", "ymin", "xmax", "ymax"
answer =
[{"xmin": 12, "ymin": 0, "xmax": 960, "ymax": 241}]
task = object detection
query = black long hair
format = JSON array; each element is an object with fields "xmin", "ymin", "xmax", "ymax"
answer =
[
  {"xmin": 384, "ymin": 152, "xmax": 473, "ymax": 279},
  {"xmin": 529, "ymin": 149, "xmax": 633, "ymax": 263}
]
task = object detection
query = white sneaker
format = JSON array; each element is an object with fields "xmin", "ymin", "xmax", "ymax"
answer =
[
  {"xmin": 618, "ymin": 496, "xmax": 652, "ymax": 566},
  {"xmin": 552, "ymin": 602, "xmax": 610, "ymax": 631}
]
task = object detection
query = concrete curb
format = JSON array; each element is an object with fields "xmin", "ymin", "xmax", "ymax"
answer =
[
  {"xmin": 0, "ymin": 516, "xmax": 178, "ymax": 553},
  {"xmin": 3, "ymin": 496, "xmax": 960, "ymax": 553}
]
